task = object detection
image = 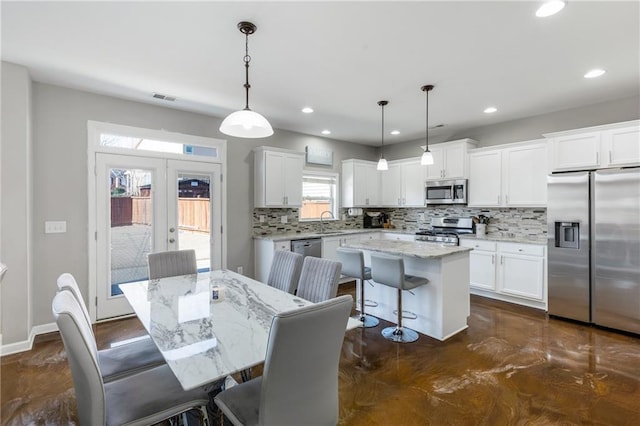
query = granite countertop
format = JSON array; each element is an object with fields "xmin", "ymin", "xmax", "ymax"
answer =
[
  {"xmin": 344, "ymin": 239, "xmax": 472, "ymax": 259},
  {"xmin": 253, "ymin": 229, "xmax": 415, "ymax": 241},
  {"xmin": 459, "ymin": 233, "xmax": 547, "ymax": 245}
]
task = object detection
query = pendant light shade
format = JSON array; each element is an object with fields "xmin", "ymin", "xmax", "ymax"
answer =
[
  {"xmin": 420, "ymin": 84, "xmax": 435, "ymax": 166},
  {"xmin": 377, "ymin": 100, "xmax": 389, "ymax": 171},
  {"xmin": 219, "ymin": 21, "xmax": 274, "ymax": 139}
]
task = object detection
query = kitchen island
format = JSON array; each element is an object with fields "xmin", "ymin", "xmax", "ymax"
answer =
[{"xmin": 343, "ymin": 239, "xmax": 472, "ymax": 341}]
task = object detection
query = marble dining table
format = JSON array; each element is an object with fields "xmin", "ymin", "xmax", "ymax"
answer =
[{"xmin": 120, "ymin": 269, "xmax": 359, "ymax": 391}]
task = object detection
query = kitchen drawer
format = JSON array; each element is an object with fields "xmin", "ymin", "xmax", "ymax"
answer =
[
  {"xmin": 499, "ymin": 242, "xmax": 544, "ymax": 256},
  {"xmin": 274, "ymin": 240, "xmax": 291, "ymax": 251},
  {"xmin": 460, "ymin": 239, "xmax": 496, "ymax": 252}
]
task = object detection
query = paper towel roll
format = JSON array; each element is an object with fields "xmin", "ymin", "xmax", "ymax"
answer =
[{"xmin": 348, "ymin": 208, "xmax": 363, "ymax": 216}]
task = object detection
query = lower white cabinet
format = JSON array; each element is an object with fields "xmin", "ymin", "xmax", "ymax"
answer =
[
  {"xmin": 254, "ymin": 239, "xmax": 291, "ymax": 283},
  {"xmin": 322, "ymin": 232, "xmax": 378, "ymax": 261},
  {"xmin": 460, "ymin": 239, "xmax": 546, "ymax": 309}
]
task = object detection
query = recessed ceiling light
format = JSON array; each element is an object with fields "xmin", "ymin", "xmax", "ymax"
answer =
[
  {"xmin": 390, "ymin": 130, "xmax": 400, "ymax": 135},
  {"xmin": 484, "ymin": 107, "xmax": 498, "ymax": 114},
  {"xmin": 536, "ymin": 1, "xmax": 566, "ymax": 18},
  {"xmin": 584, "ymin": 69, "xmax": 606, "ymax": 79},
  {"xmin": 321, "ymin": 130, "xmax": 331, "ymax": 135},
  {"xmin": 301, "ymin": 107, "xmax": 314, "ymax": 113}
]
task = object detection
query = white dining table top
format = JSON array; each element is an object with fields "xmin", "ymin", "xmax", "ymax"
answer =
[{"xmin": 120, "ymin": 269, "xmax": 359, "ymax": 391}]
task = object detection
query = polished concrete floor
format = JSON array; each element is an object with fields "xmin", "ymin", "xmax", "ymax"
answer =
[{"xmin": 2, "ymin": 285, "xmax": 639, "ymax": 425}]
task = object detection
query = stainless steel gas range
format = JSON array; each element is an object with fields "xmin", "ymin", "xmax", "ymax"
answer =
[{"xmin": 415, "ymin": 217, "xmax": 474, "ymax": 245}]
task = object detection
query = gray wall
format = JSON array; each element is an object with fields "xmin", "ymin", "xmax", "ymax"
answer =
[
  {"xmin": 22, "ymin": 80, "xmax": 377, "ymax": 335},
  {"xmin": 1, "ymin": 62, "xmax": 32, "ymax": 344},
  {"xmin": 386, "ymin": 95, "xmax": 640, "ymax": 159}
]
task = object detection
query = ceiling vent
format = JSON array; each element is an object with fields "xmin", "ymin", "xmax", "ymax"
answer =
[{"xmin": 152, "ymin": 93, "xmax": 176, "ymax": 102}]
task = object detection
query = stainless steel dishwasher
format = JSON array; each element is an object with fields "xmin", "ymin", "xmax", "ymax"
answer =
[{"xmin": 291, "ymin": 238, "xmax": 322, "ymax": 259}]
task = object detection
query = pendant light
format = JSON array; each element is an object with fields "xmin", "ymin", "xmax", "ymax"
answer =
[
  {"xmin": 219, "ymin": 21, "xmax": 274, "ymax": 139},
  {"xmin": 377, "ymin": 100, "xmax": 389, "ymax": 171},
  {"xmin": 420, "ymin": 84, "xmax": 435, "ymax": 166}
]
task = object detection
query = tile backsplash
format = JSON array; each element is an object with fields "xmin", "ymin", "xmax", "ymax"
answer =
[{"xmin": 253, "ymin": 206, "xmax": 547, "ymax": 239}]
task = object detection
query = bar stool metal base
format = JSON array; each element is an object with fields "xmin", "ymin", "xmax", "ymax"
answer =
[
  {"xmin": 381, "ymin": 326, "xmax": 419, "ymax": 343},
  {"xmin": 359, "ymin": 314, "xmax": 379, "ymax": 328}
]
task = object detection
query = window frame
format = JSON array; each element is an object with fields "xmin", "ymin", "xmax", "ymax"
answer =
[{"xmin": 299, "ymin": 170, "xmax": 340, "ymax": 222}]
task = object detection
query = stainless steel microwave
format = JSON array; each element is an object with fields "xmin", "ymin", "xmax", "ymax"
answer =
[{"xmin": 425, "ymin": 179, "xmax": 467, "ymax": 205}]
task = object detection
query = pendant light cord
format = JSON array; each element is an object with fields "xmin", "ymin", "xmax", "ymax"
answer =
[
  {"xmin": 378, "ymin": 100, "xmax": 388, "ymax": 158},
  {"xmin": 421, "ymin": 85, "xmax": 434, "ymax": 152},
  {"xmin": 243, "ymin": 32, "xmax": 252, "ymax": 111}
]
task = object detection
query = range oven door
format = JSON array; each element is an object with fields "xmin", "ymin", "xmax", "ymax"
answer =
[{"xmin": 425, "ymin": 179, "xmax": 467, "ymax": 205}]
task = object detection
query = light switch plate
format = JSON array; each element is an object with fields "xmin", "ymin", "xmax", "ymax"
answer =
[
  {"xmin": 45, "ymin": 221, "xmax": 67, "ymax": 234},
  {"xmin": 259, "ymin": 215, "xmax": 266, "ymax": 223},
  {"xmin": 281, "ymin": 215, "xmax": 288, "ymax": 224}
]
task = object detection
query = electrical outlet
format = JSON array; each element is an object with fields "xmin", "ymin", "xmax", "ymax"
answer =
[
  {"xmin": 259, "ymin": 215, "xmax": 266, "ymax": 223},
  {"xmin": 281, "ymin": 215, "xmax": 288, "ymax": 224},
  {"xmin": 237, "ymin": 266, "xmax": 243, "ymax": 275}
]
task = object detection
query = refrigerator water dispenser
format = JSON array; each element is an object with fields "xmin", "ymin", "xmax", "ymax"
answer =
[{"xmin": 555, "ymin": 222, "xmax": 579, "ymax": 249}]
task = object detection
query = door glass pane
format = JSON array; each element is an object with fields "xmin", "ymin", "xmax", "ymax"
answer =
[
  {"xmin": 177, "ymin": 173, "xmax": 211, "ymax": 272},
  {"xmin": 110, "ymin": 168, "xmax": 153, "ymax": 296}
]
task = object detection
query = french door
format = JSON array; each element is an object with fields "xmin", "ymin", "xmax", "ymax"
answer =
[{"xmin": 95, "ymin": 153, "xmax": 222, "ymax": 319}]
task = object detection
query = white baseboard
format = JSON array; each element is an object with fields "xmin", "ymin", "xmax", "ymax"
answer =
[{"xmin": 0, "ymin": 322, "xmax": 58, "ymax": 356}]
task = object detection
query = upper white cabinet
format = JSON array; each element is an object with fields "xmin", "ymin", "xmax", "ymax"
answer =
[
  {"xmin": 424, "ymin": 138, "xmax": 478, "ymax": 181},
  {"xmin": 468, "ymin": 140, "xmax": 548, "ymax": 207},
  {"xmin": 254, "ymin": 147, "xmax": 304, "ymax": 208},
  {"xmin": 342, "ymin": 160, "xmax": 380, "ymax": 207},
  {"xmin": 545, "ymin": 120, "xmax": 639, "ymax": 171},
  {"xmin": 380, "ymin": 158, "xmax": 426, "ymax": 207}
]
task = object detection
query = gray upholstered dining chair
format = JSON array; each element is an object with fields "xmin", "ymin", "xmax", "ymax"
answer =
[
  {"xmin": 295, "ymin": 256, "xmax": 342, "ymax": 303},
  {"xmin": 214, "ymin": 294, "xmax": 353, "ymax": 426},
  {"xmin": 56, "ymin": 273, "xmax": 165, "ymax": 382},
  {"xmin": 370, "ymin": 253, "xmax": 429, "ymax": 343},
  {"xmin": 266, "ymin": 250, "xmax": 304, "ymax": 294},
  {"xmin": 148, "ymin": 249, "xmax": 198, "ymax": 280},
  {"xmin": 336, "ymin": 247, "xmax": 379, "ymax": 328},
  {"xmin": 52, "ymin": 290, "xmax": 210, "ymax": 426}
]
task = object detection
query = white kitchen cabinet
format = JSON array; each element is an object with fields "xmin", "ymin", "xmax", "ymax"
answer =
[
  {"xmin": 502, "ymin": 142, "xmax": 548, "ymax": 206},
  {"xmin": 460, "ymin": 239, "xmax": 546, "ymax": 309},
  {"xmin": 545, "ymin": 120, "xmax": 639, "ymax": 171},
  {"xmin": 254, "ymin": 147, "xmax": 304, "ymax": 207},
  {"xmin": 602, "ymin": 125, "xmax": 640, "ymax": 167},
  {"xmin": 497, "ymin": 243, "xmax": 545, "ymax": 301},
  {"xmin": 254, "ymin": 239, "xmax": 292, "ymax": 283},
  {"xmin": 468, "ymin": 140, "xmax": 547, "ymax": 207},
  {"xmin": 468, "ymin": 150, "xmax": 502, "ymax": 206},
  {"xmin": 424, "ymin": 138, "xmax": 478, "ymax": 181},
  {"xmin": 380, "ymin": 158, "xmax": 426, "ymax": 207},
  {"xmin": 460, "ymin": 239, "xmax": 496, "ymax": 291},
  {"xmin": 342, "ymin": 160, "xmax": 380, "ymax": 207},
  {"xmin": 322, "ymin": 233, "xmax": 372, "ymax": 261}
]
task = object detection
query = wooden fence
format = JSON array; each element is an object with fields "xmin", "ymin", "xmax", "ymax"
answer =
[
  {"xmin": 300, "ymin": 201, "xmax": 332, "ymax": 219},
  {"xmin": 111, "ymin": 196, "xmax": 210, "ymax": 232}
]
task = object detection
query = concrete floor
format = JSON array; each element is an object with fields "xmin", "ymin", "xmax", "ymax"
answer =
[{"xmin": 2, "ymin": 286, "xmax": 639, "ymax": 425}]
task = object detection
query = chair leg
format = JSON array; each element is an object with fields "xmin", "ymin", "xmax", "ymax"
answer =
[
  {"xmin": 359, "ymin": 279, "xmax": 379, "ymax": 328},
  {"xmin": 381, "ymin": 289, "xmax": 419, "ymax": 343}
]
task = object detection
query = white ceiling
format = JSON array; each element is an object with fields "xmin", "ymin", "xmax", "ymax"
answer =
[{"xmin": 2, "ymin": 1, "xmax": 638, "ymax": 145}]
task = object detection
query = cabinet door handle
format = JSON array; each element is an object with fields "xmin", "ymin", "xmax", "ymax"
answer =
[
  {"xmin": 497, "ymin": 195, "xmax": 500, "ymax": 204},
  {"xmin": 402, "ymin": 198, "xmax": 406, "ymax": 205},
  {"xmin": 609, "ymin": 150, "xmax": 612, "ymax": 163},
  {"xmin": 492, "ymin": 255, "xmax": 495, "ymax": 264},
  {"xmin": 518, "ymin": 248, "xmax": 523, "ymax": 252},
  {"xmin": 398, "ymin": 198, "xmax": 401, "ymax": 206},
  {"xmin": 500, "ymin": 255, "xmax": 503, "ymax": 265},
  {"xmin": 506, "ymin": 194, "xmax": 509, "ymax": 204},
  {"xmin": 596, "ymin": 152, "xmax": 599, "ymax": 165}
]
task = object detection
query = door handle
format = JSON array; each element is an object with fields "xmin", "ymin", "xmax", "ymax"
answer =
[
  {"xmin": 169, "ymin": 227, "xmax": 175, "ymax": 233},
  {"xmin": 169, "ymin": 238, "xmax": 175, "ymax": 243}
]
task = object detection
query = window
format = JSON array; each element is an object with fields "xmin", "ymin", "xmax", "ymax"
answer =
[
  {"xmin": 100, "ymin": 134, "xmax": 218, "ymax": 158},
  {"xmin": 300, "ymin": 172, "xmax": 339, "ymax": 221}
]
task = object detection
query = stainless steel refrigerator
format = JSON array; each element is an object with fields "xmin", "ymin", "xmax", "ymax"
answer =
[{"xmin": 547, "ymin": 167, "xmax": 640, "ymax": 334}]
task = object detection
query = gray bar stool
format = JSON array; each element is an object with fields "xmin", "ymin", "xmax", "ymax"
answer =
[
  {"xmin": 370, "ymin": 253, "xmax": 429, "ymax": 343},
  {"xmin": 336, "ymin": 248, "xmax": 379, "ymax": 328}
]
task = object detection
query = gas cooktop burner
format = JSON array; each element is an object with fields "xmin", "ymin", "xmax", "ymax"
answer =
[{"xmin": 415, "ymin": 217, "xmax": 475, "ymax": 245}]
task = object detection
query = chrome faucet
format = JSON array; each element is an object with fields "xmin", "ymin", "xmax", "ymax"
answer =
[{"xmin": 320, "ymin": 210, "xmax": 334, "ymax": 233}]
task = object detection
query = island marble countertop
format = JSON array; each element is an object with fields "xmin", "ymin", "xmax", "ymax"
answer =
[
  {"xmin": 344, "ymin": 239, "xmax": 472, "ymax": 259},
  {"xmin": 459, "ymin": 233, "xmax": 547, "ymax": 245},
  {"xmin": 253, "ymin": 229, "xmax": 415, "ymax": 242}
]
